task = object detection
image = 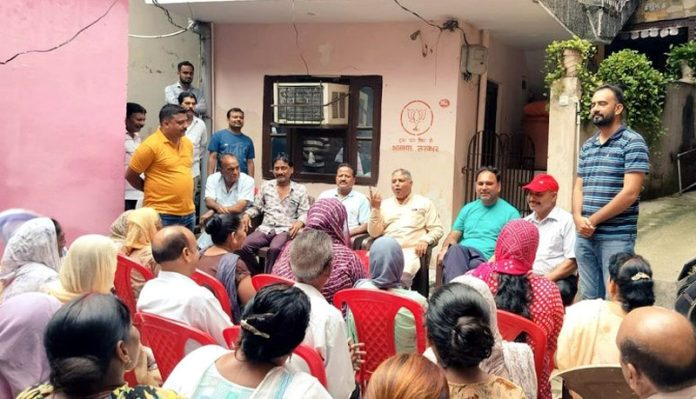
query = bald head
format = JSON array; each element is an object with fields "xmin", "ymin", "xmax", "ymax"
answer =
[
  {"xmin": 151, "ymin": 226, "xmax": 198, "ymax": 274},
  {"xmin": 617, "ymin": 306, "xmax": 696, "ymax": 394}
]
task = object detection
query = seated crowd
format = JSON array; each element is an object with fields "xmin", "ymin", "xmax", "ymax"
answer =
[{"xmin": 1, "ymin": 160, "xmax": 694, "ymax": 399}]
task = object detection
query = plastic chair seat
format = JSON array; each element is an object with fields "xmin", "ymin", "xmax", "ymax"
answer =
[
  {"xmin": 191, "ymin": 270, "xmax": 235, "ymax": 322},
  {"xmin": 497, "ymin": 309, "xmax": 547, "ymax": 398},
  {"xmin": 115, "ymin": 254, "xmax": 155, "ymax": 315},
  {"xmin": 250, "ymin": 273, "xmax": 295, "ymax": 291}
]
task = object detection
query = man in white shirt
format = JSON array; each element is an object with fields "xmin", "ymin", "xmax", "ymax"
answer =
[
  {"xmin": 137, "ymin": 226, "xmax": 233, "ymax": 348},
  {"xmin": 523, "ymin": 173, "xmax": 578, "ymax": 305},
  {"xmin": 198, "ymin": 154, "xmax": 254, "ymax": 248},
  {"xmin": 318, "ymin": 163, "xmax": 370, "ymax": 237},
  {"xmin": 164, "ymin": 61, "xmax": 207, "ymax": 116},
  {"xmin": 617, "ymin": 307, "xmax": 696, "ymax": 399},
  {"xmin": 290, "ymin": 229, "xmax": 356, "ymax": 399},
  {"xmin": 124, "ymin": 103, "xmax": 146, "ymax": 210},
  {"xmin": 179, "ymin": 92, "xmax": 208, "ymax": 222}
]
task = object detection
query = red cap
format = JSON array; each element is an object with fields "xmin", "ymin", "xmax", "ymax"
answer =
[{"xmin": 523, "ymin": 173, "xmax": 559, "ymax": 192}]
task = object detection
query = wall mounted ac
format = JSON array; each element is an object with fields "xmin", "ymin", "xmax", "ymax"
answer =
[
  {"xmin": 461, "ymin": 45, "xmax": 488, "ymax": 76},
  {"xmin": 273, "ymin": 82, "xmax": 349, "ymax": 125}
]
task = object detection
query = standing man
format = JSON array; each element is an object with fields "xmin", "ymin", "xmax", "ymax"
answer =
[
  {"xmin": 523, "ymin": 173, "xmax": 578, "ymax": 306},
  {"xmin": 208, "ymin": 108, "xmax": 255, "ymax": 177},
  {"xmin": 438, "ymin": 166, "xmax": 519, "ymax": 283},
  {"xmin": 238, "ymin": 155, "xmax": 309, "ymax": 274},
  {"xmin": 126, "ymin": 104, "xmax": 195, "ymax": 231},
  {"xmin": 368, "ymin": 168, "xmax": 443, "ymax": 287},
  {"xmin": 164, "ymin": 61, "xmax": 207, "ymax": 116},
  {"xmin": 178, "ymin": 92, "xmax": 208, "ymax": 220},
  {"xmin": 318, "ymin": 163, "xmax": 370, "ymax": 237},
  {"xmin": 124, "ymin": 102, "xmax": 146, "ymax": 210},
  {"xmin": 573, "ymin": 84, "xmax": 650, "ymax": 299}
]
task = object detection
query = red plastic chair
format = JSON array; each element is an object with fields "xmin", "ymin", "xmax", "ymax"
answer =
[
  {"xmin": 355, "ymin": 250, "xmax": 370, "ymax": 274},
  {"xmin": 250, "ymin": 273, "xmax": 295, "ymax": 291},
  {"xmin": 191, "ymin": 270, "xmax": 235, "ymax": 323},
  {"xmin": 135, "ymin": 312, "xmax": 217, "ymax": 381},
  {"xmin": 223, "ymin": 325, "xmax": 328, "ymax": 388},
  {"xmin": 115, "ymin": 254, "xmax": 155, "ymax": 316},
  {"xmin": 333, "ymin": 288, "xmax": 426, "ymax": 388},
  {"xmin": 496, "ymin": 309, "xmax": 547, "ymax": 396}
]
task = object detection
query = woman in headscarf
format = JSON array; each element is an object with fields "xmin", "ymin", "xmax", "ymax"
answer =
[
  {"xmin": 0, "ymin": 292, "xmax": 61, "ymax": 398},
  {"xmin": 468, "ymin": 219, "xmax": 564, "ymax": 399},
  {"xmin": 0, "ymin": 217, "xmax": 62, "ymax": 303},
  {"xmin": 120, "ymin": 207, "xmax": 161, "ymax": 274},
  {"xmin": 349, "ymin": 236, "xmax": 427, "ymax": 353},
  {"xmin": 272, "ymin": 198, "xmax": 366, "ymax": 303},
  {"xmin": 48, "ymin": 234, "xmax": 118, "ymax": 304},
  {"xmin": 109, "ymin": 210, "xmax": 133, "ymax": 251}
]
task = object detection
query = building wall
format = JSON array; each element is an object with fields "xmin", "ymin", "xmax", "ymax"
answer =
[
  {"xmin": 128, "ymin": 0, "xmax": 202, "ymax": 137},
  {"xmin": 212, "ymin": 21, "xmax": 529, "ymax": 231},
  {"xmin": 0, "ymin": 0, "xmax": 129, "ymax": 242}
]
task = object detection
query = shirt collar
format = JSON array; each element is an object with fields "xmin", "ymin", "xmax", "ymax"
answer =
[
  {"xmin": 295, "ymin": 282, "xmax": 325, "ymax": 300},
  {"xmin": 531, "ymin": 206, "xmax": 561, "ymax": 224},
  {"xmin": 158, "ymin": 270, "xmax": 195, "ymax": 283},
  {"xmin": 334, "ymin": 189, "xmax": 354, "ymax": 199},
  {"xmin": 592, "ymin": 125, "xmax": 626, "ymax": 147}
]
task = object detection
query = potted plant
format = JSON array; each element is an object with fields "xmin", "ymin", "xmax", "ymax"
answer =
[
  {"xmin": 544, "ymin": 36, "xmax": 601, "ymax": 118},
  {"xmin": 666, "ymin": 41, "xmax": 696, "ymax": 83}
]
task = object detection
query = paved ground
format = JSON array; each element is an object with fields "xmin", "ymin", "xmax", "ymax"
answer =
[{"xmin": 635, "ymin": 190, "xmax": 696, "ymax": 307}]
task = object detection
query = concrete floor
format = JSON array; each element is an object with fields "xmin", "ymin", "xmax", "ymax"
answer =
[{"xmin": 635, "ymin": 190, "xmax": 696, "ymax": 307}]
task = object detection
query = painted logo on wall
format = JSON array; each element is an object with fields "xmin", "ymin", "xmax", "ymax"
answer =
[{"xmin": 400, "ymin": 100, "xmax": 434, "ymax": 136}]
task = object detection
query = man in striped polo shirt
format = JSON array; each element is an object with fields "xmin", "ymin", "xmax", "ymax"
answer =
[{"xmin": 572, "ymin": 84, "xmax": 650, "ymax": 300}]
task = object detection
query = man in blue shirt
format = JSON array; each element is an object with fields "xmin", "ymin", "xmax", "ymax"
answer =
[
  {"xmin": 207, "ymin": 107, "xmax": 255, "ymax": 177},
  {"xmin": 572, "ymin": 84, "xmax": 650, "ymax": 300},
  {"xmin": 438, "ymin": 166, "xmax": 519, "ymax": 283}
]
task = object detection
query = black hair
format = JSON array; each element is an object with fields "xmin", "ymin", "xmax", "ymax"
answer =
[
  {"xmin": 620, "ymin": 337, "xmax": 696, "ymax": 392},
  {"xmin": 476, "ymin": 166, "xmax": 501, "ymax": 183},
  {"xmin": 239, "ymin": 284, "xmax": 310, "ymax": 362},
  {"xmin": 205, "ymin": 213, "xmax": 242, "ymax": 246},
  {"xmin": 495, "ymin": 274, "xmax": 532, "ymax": 320},
  {"xmin": 273, "ymin": 153, "xmax": 294, "ymax": 168},
  {"xmin": 151, "ymin": 229, "xmax": 189, "ymax": 264},
  {"xmin": 159, "ymin": 104, "xmax": 187, "ymax": 123},
  {"xmin": 336, "ymin": 163, "xmax": 355, "ymax": 176},
  {"xmin": 51, "ymin": 218, "xmax": 63, "ymax": 238},
  {"xmin": 45, "ymin": 294, "xmax": 131, "ymax": 397},
  {"xmin": 177, "ymin": 91, "xmax": 197, "ymax": 104},
  {"xmin": 177, "ymin": 61, "xmax": 194, "ymax": 71},
  {"xmin": 126, "ymin": 102, "xmax": 146, "ymax": 118},
  {"xmin": 426, "ymin": 283, "xmax": 495, "ymax": 369},
  {"xmin": 608, "ymin": 253, "xmax": 655, "ymax": 312},
  {"xmin": 226, "ymin": 107, "xmax": 245, "ymax": 118},
  {"xmin": 595, "ymin": 83, "xmax": 625, "ymax": 106}
]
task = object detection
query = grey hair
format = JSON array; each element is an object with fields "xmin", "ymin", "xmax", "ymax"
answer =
[
  {"xmin": 220, "ymin": 153, "xmax": 239, "ymax": 164},
  {"xmin": 290, "ymin": 229, "xmax": 333, "ymax": 282},
  {"xmin": 391, "ymin": 168, "xmax": 412, "ymax": 181}
]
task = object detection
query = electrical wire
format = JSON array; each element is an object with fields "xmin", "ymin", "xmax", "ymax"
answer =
[
  {"xmin": 128, "ymin": 19, "xmax": 195, "ymax": 39},
  {"xmin": 291, "ymin": 0, "xmax": 310, "ymax": 75},
  {"xmin": 151, "ymin": 0, "xmax": 190, "ymax": 31},
  {"xmin": 0, "ymin": 0, "xmax": 118, "ymax": 65},
  {"xmin": 392, "ymin": 0, "xmax": 441, "ymax": 29}
]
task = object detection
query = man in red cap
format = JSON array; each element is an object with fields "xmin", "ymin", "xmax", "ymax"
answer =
[{"xmin": 523, "ymin": 173, "xmax": 578, "ymax": 305}]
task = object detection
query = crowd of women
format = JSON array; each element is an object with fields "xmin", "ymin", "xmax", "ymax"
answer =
[{"xmin": 0, "ymin": 202, "xmax": 656, "ymax": 398}]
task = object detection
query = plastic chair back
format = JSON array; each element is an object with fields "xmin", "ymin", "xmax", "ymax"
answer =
[
  {"xmin": 251, "ymin": 273, "xmax": 295, "ymax": 291},
  {"xmin": 115, "ymin": 254, "xmax": 155, "ymax": 315},
  {"xmin": 223, "ymin": 325, "xmax": 328, "ymax": 388},
  {"xmin": 191, "ymin": 270, "xmax": 235, "ymax": 322},
  {"xmin": 355, "ymin": 250, "xmax": 370, "ymax": 274},
  {"xmin": 135, "ymin": 312, "xmax": 217, "ymax": 381},
  {"xmin": 553, "ymin": 365, "xmax": 638, "ymax": 399},
  {"xmin": 333, "ymin": 288, "xmax": 426, "ymax": 386},
  {"xmin": 497, "ymin": 309, "xmax": 547, "ymax": 394}
]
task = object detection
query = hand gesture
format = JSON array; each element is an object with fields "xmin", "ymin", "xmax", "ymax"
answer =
[
  {"xmin": 241, "ymin": 213, "xmax": 252, "ymax": 232},
  {"xmin": 348, "ymin": 338, "xmax": 366, "ymax": 371},
  {"xmin": 415, "ymin": 240, "xmax": 429, "ymax": 257},
  {"xmin": 368, "ymin": 187, "xmax": 382, "ymax": 210},
  {"xmin": 574, "ymin": 216, "xmax": 595, "ymax": 238},
  {"xmin": 288, "ymin": 221, "xmax": 304, "ymax": 239}
]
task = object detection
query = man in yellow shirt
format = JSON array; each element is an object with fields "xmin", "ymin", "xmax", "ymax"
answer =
[{"xmin": 126, "ymin": 104, "xmax": 195, "ymax": 231}]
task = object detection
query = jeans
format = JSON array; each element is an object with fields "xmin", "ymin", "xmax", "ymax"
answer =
[
  {"xmin": 159, "ymin": 213, "xmax": 195, "ymax": 232},
  {"xmin": 576, "ymin": 235, "xmax": 635, "ymax": 299}
]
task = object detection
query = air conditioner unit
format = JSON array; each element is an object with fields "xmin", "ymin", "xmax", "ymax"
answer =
[{"xmin": 273, "ymin": 82, "xmax": 350, "ymax": 125}]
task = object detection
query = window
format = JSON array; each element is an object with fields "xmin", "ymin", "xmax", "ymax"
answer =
[{"xmin": 262, "ymin": 75, "xmax": 382, "ymax": 184}]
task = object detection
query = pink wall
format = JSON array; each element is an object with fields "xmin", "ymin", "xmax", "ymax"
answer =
[{"xmin": 0, "ymin": 0, "xmax": 129, "ymax": 242}]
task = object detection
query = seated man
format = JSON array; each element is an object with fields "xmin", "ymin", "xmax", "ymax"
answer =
[
  {"xmin": 617, "ymin": 307, "xmax": 696, "ymax": 398},
  {"xmin": 239, "ymin": 155, "xmax": 309, "ymax": 274},
  {"xmin": 523, "ymin": 173, "xmax": 578, "ymax": 306},
  {"xmin": 290, "ymin": 229, "xmax": 356, "ymax": 399},
  {"xmin": 318, "ymin": 163, "xmax": 370, "ymax": 237},
  {"xmin": 197, "ymin": 154, "xmax": 254, "ymax": 248},
  {"xmin": 137, "ymin": 226, "xmax": 233, "ymax": 348},
  {"xmin": 368, "ymin": 168, "xmax": 443, "ymax": 287},
  {"xmin": 438, "ymin": 166, "xmax": 519, "ymax": 283}
]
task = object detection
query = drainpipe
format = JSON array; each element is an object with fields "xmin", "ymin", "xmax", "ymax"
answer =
[{"xmin": 197, "ymin": 21, "xmax": 213, "ymax": 213}]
